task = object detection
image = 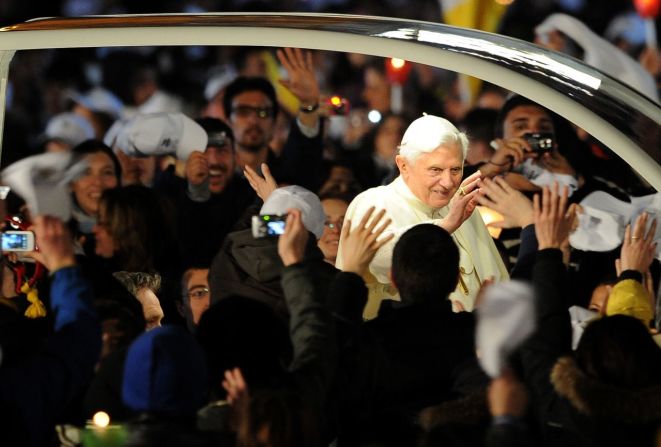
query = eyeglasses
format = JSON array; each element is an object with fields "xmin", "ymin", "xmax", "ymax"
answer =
[
  {"xmin": 231, "ymin": 105, "xmax": 274, "ymax": 119},
  {"xmin": 187, "ymin": 287, "xmax": 209, "ymax": 300}
]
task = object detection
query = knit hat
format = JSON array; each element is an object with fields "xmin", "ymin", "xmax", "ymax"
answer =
[
  {"xmin": 122, "ymin": 325, "xmax": 207, "ymax": 417},
  {"xmin": 260, "ymin": 186, "xmax": 325, "ymax": 239},
  {"xmin": 606, "ymin": 279, "xmax": 654, "ymax": 326}
]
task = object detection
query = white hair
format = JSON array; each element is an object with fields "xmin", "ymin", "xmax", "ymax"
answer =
[{"xmin": 397, "ymin": 115, "xmax": 468, "ymax": 164}]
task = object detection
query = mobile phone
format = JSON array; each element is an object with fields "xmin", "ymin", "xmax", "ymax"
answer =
[
  {"xmin": 1, "ymin": 231, "xmax": 35, "ymax": 252},
  {"xmin": 251, "ymin": 214, "xmax": 287, "ymax": 239},
  {"xmin": 523, "ymin": 132, "xmax": 554, "ymax": 154}
]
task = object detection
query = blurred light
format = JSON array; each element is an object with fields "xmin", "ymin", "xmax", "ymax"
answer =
[
  {"xmin": 494, "ymin": 0, "xmax": 514, "ymax": 4},
  {"xmin": 367, "ymin": 110, "xmax": 382, "ymax": 124},
  {"xmin": 93, "ymin": 411, "xmax": 110, "ymax": 428},
  {"xmin": 390, "ymin": 58, "xmax": 406, "ymax": 69},
  {"xmin": 330, "ymin": 95, "xmax": 342, "ymax": 106},
  {"xmin": 476, "ymin": 206, "xmax": 504, "ymax": 239}
]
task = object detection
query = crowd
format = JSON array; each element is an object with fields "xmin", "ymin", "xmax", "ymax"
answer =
[{"xmin": 0, "ymin": 1, "xmax": 660, "ymax": 446}]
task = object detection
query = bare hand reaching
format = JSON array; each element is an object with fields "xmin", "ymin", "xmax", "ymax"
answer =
[
  {"xmin": 618, "ymin": 212, "xmax": 657, "ymax": 275},
  {"xmin": 340, "ymin": 207, "xmax": 394, "ymax": 276},
  {"xmin": 244, "ymin": 163, "xmax": 278, "ymax": 202},
  {"xmin": 477, "ymin": 176, "xmax": 534, "ymax": 228},
  {"xmin": 533, "ymin": 183, "xmax": 576, "ymax": 250},
  {"xmin": 276, "ymin": 48, "xmax": 320, "ymax": 109},
  {"xmin": 222, "ymin": 367, "xmax": 249, "ymax": 407}
]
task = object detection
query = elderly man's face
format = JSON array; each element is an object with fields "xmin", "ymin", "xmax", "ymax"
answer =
[{"xmin": 396, "ymin": 143, "xmax": 463, "ymax": 209}]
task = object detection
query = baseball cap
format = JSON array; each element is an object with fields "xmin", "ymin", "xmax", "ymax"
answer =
[
  {"xmin": 109, "ymin": 112, "xmax": 208, "ymax": 161},
  {"xmin": 69, "ymin": 87, "xmax": 125, "ymax": 119},
  {"xmin": 260, "ymin": 185, "xmax": 325, "ymax": 239},
  {"xmin": 43, "ymin": 112, "xmax": 95, "ymax": 147},
  {"xmin": 204, "ymin": 64, "xmax": 238, "ymax": 102}
]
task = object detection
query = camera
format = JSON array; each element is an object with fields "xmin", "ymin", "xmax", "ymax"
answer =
[
  {"xmin": 252, "ymin": 214, "xmax": 287, "ymax": 239},
  {"xmin": 1, "ymin": 231, "xmax": 35, "ymax": 252},
  {"xmin": 523, "ymin": 132, "xmax": 554, "ymax": 154}
]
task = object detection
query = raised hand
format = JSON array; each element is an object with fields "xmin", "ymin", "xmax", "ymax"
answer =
[
  {"xmin": 30, "ymin": 215, "xmax": 76, "ymax": 273},
  {"xmin": 618, "ymin": 212, "xmax": 657, "ymax": 275},
  {"xmin": 533, "ymin": 183, "xmax": 575, "ymax": 250},
  {"xmin": 340, "ymin": 207, "xmax": 394, "ymax": 276},
  {"xmin": 277, "ymin": 208, "xmax": 309, "ymax": 267},
  {"xmin": 185, "ymin": 150, "xmax": 209, "ymax": 186},
  {"xmin": 477, "ymin": 176, "xmax": 534, "ymax": 228},
  {"xmin": 222, "ymin": 367, "xmax": 249, "ymax": 407},
  {"xmin": 439, "ymin": 171, "xmax": 481, "ymax": 234},
  {"xmin": 276, "ymin": 48, "xmax": 320, "ymax": 109},
  {"xmin": 244, "ymin": 163, "xmax": 278, "ymax": 201}
]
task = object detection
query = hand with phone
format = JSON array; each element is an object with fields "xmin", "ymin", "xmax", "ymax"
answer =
[
  {"xmin": 29, "ymin": 216, "xmax": 76, "ymax": 273},
  {"xmin": 277, "ymin": 209, "xmax": 309, "ymax": 267}
]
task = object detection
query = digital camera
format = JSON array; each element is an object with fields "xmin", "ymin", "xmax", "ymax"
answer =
[
  {"xmin": 523, "ymin": 132, "xmax": 554, "ymax": 154},
  {"xmin": 251, "ymin": 214, "xmax": 287, "ymax": 239}
]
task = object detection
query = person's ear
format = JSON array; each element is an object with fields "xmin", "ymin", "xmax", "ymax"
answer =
[{"xmin": 395, "ymin": 154, "xmax": 408, "ymax": 177}]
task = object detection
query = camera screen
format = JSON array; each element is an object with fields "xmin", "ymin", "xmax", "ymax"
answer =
[
  {"xmin": 2, "ymin": 233, "xmax": 29, "ymax": 251},
  {"xmin": 266, "ymin": 220, "xmax": 286, "ymax": 235}
]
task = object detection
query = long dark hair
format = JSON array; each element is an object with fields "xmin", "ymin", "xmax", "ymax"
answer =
[
  {"xmin": 576, "ymin": 315, "xmax": 661, "ymax": 389},
  {"xmin": 99, "ymin": 185, "xmax": 180, "ymax": 276}
]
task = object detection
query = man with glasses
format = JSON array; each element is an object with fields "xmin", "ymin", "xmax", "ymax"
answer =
[
  {"xmin": 222, "ymin": 48, "xmax": 324, "ymax": 192},
  {"xmin": 181, "ymin": 267, "xmax": 210, "ymax": 332}
]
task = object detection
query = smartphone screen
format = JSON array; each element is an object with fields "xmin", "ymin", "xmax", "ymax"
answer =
[{"xmin": 1, "ymin": 232, "xmax": 34, "ymax": 251}]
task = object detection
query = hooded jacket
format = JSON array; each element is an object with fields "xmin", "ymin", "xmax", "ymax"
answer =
[{"xmin": 209, "ymin": 228, "xmax": 337, "ymax": 321}]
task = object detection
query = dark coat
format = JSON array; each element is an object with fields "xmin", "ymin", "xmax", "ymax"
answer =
[
  {"xmin": 523, "ymin": 249, "xmax": 661, "ymax": 447},
  {"xmin": 209, "ymin": 228, "xmax": 337, "ymax": 321}
]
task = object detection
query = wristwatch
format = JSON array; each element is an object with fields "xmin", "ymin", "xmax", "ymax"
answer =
[{"xmin": 299, "ymin": 103, "xmax": 319, "ymax": 113}]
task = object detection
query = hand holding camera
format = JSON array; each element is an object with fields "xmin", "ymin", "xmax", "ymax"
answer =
[
  {"xmin": 29, "ymin": 216, "xmax": 75, "ymax": 273},
  {"xmin": 277, "ymin": 209, "xmax": 309, "ymax": 267}
]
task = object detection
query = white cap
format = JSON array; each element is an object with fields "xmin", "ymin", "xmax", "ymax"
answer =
[
  {"xmin": 44, "ymin": 112, "xmax": 95, "ymax": 147},
  {"xmin": 398, "ymin": 114, "xmax": 467, "ymax": 161},
  {"xmin": 1, "ymin": 152, "xmax": 88, "ymax": 221},
  {"xmin": 70, "ymin": 87, "xmax": 124, "ymax": 119},
  {"xmin": 260, "ymin": 185, "xmax": 325, "ymax": 239},
  {"xmin": 476, "ymin": 280, "xmax": 536, "ymax": 378},
  {"xmin": 109, "ymin": 112, "xmax": 208, "ymax": 161},
  {"xmin": 569, "ymin": 191, "xmax": 633, "ymax": 252}
]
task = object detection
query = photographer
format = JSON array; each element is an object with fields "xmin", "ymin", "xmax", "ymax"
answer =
[{"xmin": 0, "ymin": 215, "xmax": 101, "ymax": 446}]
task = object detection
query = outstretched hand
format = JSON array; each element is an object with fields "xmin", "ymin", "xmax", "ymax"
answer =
[
  {"xmin": 477, "ymin": 176, "xmax": 534, "ymax": 229},
  {"xmin": 533, "ymin": 183, "xmax": 576, "ymax": 250},
  {"xmin": 277, "ymin": 208, "xmax": 309, "ymax": 267},
  {"xmin": 244, "ymin": 163, "xmax": 278, "ymax": 202},
  {"xmin": 618, "ymin": 212, "xmax": 657, "ymax": 275},
  {"xmin": 440, "ymin": 171, "xmax": 481, "ymax": 234},
  {"xmin": 340, "ymin": 207, "xmax": 394, "ymax": 276},
  {"xmin": 276, "ymin": 48, "xmax": 320, "ymax": 108},
  {"xmin": 185, "ymin": 150, "xmax": 209, "ymax": 186},
  {"xmin": 222, "ymin": 367, "xmax": 249, "ymax": 407}
]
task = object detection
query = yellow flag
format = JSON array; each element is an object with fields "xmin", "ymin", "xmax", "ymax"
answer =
[{"xmin": 440, "ymin": 0, "xmax": 509, "ymax": 104}]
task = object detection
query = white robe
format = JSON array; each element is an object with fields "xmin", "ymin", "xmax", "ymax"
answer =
[{"xmin": 336, "ymin": 176, "xmax": 509, "ymax": 319}]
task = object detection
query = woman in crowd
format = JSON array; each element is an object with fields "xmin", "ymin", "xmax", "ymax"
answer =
[{"xmin": 70, "ymin": 139, "xmax": 121, "ymax": 254}]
